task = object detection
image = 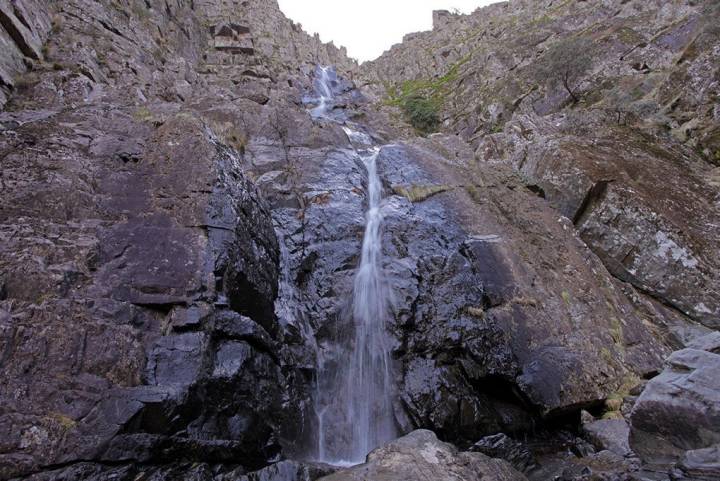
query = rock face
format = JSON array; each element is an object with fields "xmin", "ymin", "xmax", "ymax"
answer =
[
  {"xmin": 373, "ymin": 138, "xmax": 667, "ymax": 445},
  {"xmin": 0, "ymin": 0, "xmax": 718, "ymax": 480},
  {"xmin": 362, "ymin": 0, "xmax": 720, "ymax": 332},
  {"xmin": 317, "ymin": 430, "xmax": 528, "ymax": 481},
  {"xmin": 629, "ymin": 332, "xmax": 720, "ymax": 470},
  {"xmin": 0, "ymin": 0, "xmax": 355, "ymax": 479},
  {"xmin": 0, "ymin": 0, "xmax": 52, "ymax": 106}
]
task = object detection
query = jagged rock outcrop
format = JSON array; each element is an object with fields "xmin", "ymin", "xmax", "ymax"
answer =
[
  {"xmin": 0, "ymin": 0, "xmax": 52, "ymax": 106},
  {"xmin": 470, "ymin": 433, "xmax": 537, "ymax": 473}
]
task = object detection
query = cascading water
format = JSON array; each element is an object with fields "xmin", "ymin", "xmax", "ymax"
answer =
[
  {"xmin": 311, "ymin": 66, "xmax": 334, "ymax": 119},
  {"xmin": 343, "ymin": 145, "xmax": 397, "ymax": 461},
  {"xmin": 307, "ymin": 66, "xmax": 397, "ymax": 464}
]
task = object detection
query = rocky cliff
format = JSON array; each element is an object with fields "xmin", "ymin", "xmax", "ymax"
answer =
[
  {"xmin": 362, "ymin": 0, "xmax": 720, "ymax": 330},
  {"xmin": 0, "ymin": 0, "xmax": 354, "ymax": 479},
  {"xmin": 1, "ymin": 0, "xmax": 718, "ymax": 481}
]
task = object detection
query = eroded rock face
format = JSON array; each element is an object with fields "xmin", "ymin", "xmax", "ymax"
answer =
[
  {"xmin": 317, "ymin": 430, "xmax": 528, "ymax": 481},
  {"xmin": 471, "ymin": 116, "xmax": 720, "ymax": 330},
  {"xmin": 0, "ymin": 0, "xmax": 52, "ymax": 106},
  {"xmin": 376, "ymin": 138, "xmax": 666, "ymax": 444},
  {"xmin": 0, "ymin": 109, "xmax": 296, "ymax": 477}
]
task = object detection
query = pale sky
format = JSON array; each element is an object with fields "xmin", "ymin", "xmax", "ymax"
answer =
[{"xmin": 277, "ymin": 0, "xmax": 495, "ymax": 63}]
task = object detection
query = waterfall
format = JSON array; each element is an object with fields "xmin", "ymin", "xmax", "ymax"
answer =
[
  {"xmin": 311, "ymin": 66, "xmax": 334, "ymax": 119},
  {"xmin": 307, "ymin": 66, "xmax": 397, "ymax": 464},
  {"xmin": 344, "ymin": 146, "xmax": 397, "ymax": 461}
]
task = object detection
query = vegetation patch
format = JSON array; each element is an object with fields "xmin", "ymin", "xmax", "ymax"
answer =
[
  {"xmin": 49, "ymin": 412, "xmax": 77, "ymax": 431},
  {"xmin": 385, "ymin": 52, "xmax": 474, "ymax": 133},
  {"xmin": 561, "ymin": 290, "xmax": 572, "ymax": 306},
  {"xmin": 132, "ymin": 105, "xmax": 155, "ymax": 123},
  {"xmin": 400, "ymin": 95, "xmax": 440, "ymax": 134},
  {"xmin": 464, "ymin": 306, "xmax": 485, "ymax": 319}
]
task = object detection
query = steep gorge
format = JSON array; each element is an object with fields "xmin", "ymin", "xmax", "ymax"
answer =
[{"xmin": 0, "ymin": 1, "xmax": 718, "ymax": 481}]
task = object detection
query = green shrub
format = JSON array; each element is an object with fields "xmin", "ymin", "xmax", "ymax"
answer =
[{"xmin": 402, "ymin": 95, "xmax": 440, "ymax": 134}]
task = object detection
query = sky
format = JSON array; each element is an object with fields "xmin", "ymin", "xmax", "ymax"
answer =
[{"xmin": 277, "ymin": 0, "xmax": 495, "ymax": 63}]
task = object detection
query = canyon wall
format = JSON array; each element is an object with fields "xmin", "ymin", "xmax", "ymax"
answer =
[{"xmin": 0, "ymin": 0, "xmax": 718, "ymax": 480}]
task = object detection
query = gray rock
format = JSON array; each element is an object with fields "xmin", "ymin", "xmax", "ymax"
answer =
[
  {"xmin": 678, "ymin": 444, "xmax": 720, "ymax": 481},
  {"xmin": 583, "ymin": 419, "xmax": 633, "ymax": 458},
  {"xmin": 687, "ymin": 331, "xmax": 720, "ymax": 353},
  {"xmin": 318, "ymin": 430, "xmax": 528, "ymax": 481},
  {"xmin": 470, "ymin": 433, "xmax": 538, "ymax": 473},
  {"xmin": 630, "ymin": 334, "xmax": 720, "ymax": 469}
]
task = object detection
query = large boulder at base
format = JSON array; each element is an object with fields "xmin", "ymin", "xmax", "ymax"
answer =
[
  {"xmin": 583, "ymin": 419, "xmax": 632, "ymax": 458},
  {"xmin": 317, "ymin": 430, "xmax": 528, "ymax": 481},
  {"xmin": 629, "ymin": 333, "xmax": 720, "ymax": 469}
]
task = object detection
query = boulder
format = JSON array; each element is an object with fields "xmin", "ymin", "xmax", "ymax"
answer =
[
  {"xmin": 629, "ymin": 333, "xmax": 720, "ymax": 469},
  {"xmin": 318, "ymin": 430, "xmax": 528, "ymax": 481},
  {"xmin": 582, "ymin": 419, "xmax": 632, "ymax": 458}
]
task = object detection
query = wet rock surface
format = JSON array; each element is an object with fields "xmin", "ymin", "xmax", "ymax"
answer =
[
  {"xmin": 375, "ymin": 139, "xmax": 667, "ymax": 445},
  {"xmin": 470, "ymin": 433, "xmax": 537, "ymax": 474},
  {"xmin": 0, "ymin": 0, "xmax": 353, "ymax": 478},
  {"xmin": 0, "ymin": 0, "xmax": 718, "ymax": 480}
]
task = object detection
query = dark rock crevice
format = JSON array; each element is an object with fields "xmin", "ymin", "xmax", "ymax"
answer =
[{"xmin": 571, "ymin": 179, "xmax": 612, "ymax": 227}]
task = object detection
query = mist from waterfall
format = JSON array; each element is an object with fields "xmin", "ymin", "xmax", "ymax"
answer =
[{"xmin": 307, "ymin": 66, "xmax": 397, "ymax": 464}]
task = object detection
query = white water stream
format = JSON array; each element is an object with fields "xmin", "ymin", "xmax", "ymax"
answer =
[
  {"xmin": 311, "ymin": 66, "xmax": 334, "ymax": 119},
  {"xmin": 308, "ymin": 66, "xmax": 397, "ymax": 464}
]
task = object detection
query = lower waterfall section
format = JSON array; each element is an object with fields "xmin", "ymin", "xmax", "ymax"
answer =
[
  {"xmin": 304, "ymin": 66, "xmax": 398, "ymax": 464},
  {"xmin": 314, "ymin": 146, "xmax": 397, "ymax": 464},
  {"xmin": 347, "ymin": 147, "xmax": 397, "ymax": 461}
]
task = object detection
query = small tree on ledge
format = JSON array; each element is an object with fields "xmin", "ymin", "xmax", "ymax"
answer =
[{"xmin": 536, "ymin": 37, "xmax": 594, "ymax": 104}]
